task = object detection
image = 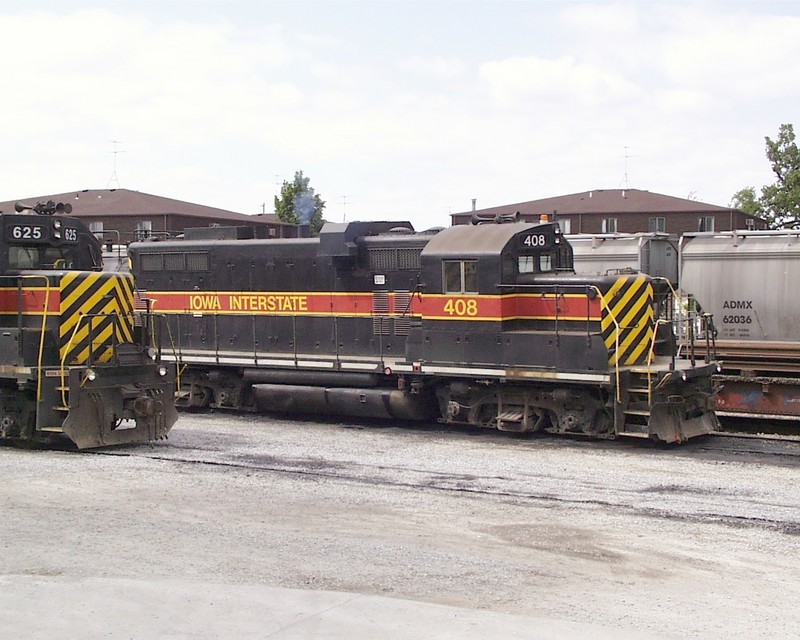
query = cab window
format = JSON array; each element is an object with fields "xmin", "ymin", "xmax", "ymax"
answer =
[
  {"xmin": 8, "ymin": 246, "xmax": 39, "ymax": 269},
  {"xmin": 443, "ymin": 260, "xmax": 478, "ymax": 293},
  {"xmin": 518, "ymin": 252, "xmax": 554, "ymax": 274}
]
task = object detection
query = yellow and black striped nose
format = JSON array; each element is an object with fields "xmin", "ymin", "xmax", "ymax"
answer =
[
  {"xmin": 59, "ymin": 272, "xmax": 136, "ymax": 364},
  {"xmin": 600, "ymin": 275, "xmax": 655, "ymax": 366}
]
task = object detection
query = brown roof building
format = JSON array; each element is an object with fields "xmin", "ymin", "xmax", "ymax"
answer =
[
  {"xmin": 0, "ymin": 188, "xmax": 297, "ymax": 244},
  {"xmin": 452, "ymin": 189, "xmax": 768, "ymax": 235}
]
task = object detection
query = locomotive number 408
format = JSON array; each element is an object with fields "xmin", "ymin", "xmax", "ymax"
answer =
[
  {"xmin": 521, "ymin": 233, "xmax": 548, "ymax": 247},
  {"xmin": 444, "ymin": 298, "xmax": 479, "ymax": 317}
]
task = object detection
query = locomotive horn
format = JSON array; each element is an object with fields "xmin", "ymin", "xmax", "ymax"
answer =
[
  {"xmin": 15, "ymin": 200, "xmax": 74, "ymax": 215},
  {"xmin": 495, "ymin": 211, "xmax": 521, "ymax": 224},
  {"xmin": 471, "ymin": 213, "xmax": 495, "ymax": 225}
]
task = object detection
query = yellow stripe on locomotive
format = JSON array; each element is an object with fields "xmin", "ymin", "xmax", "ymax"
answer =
[
  {"xmin": 58, "ymin": 272, "xmax": 137, "ymax": 364},
  {"xmin": 600, "ymin": 275, "xmax": 656, "ymax": 366}
]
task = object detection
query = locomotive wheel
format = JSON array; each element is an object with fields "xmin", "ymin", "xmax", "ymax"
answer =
[
  {"xmin": 176, "ymin": 382, "xmax": 212, "ymax": 409},
  {"xmin": 0, "ymin": 387, "xmax": 36, "ymax": 442}
]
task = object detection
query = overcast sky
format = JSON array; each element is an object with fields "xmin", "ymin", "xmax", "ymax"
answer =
[{"xmin": 1, "ymin": 0, "xmax": 797, "ymax": 230}]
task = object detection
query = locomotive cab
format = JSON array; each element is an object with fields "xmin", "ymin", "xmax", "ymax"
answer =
[
  {"xmin": 417, "ymin": 220, "xmax": 571, "ymax": 297},
  {"xmin": 1, "ymin": 211, "xmax": 102, "ymax": 273},
  {"xmin": 409, "ymin": 220, "xmax": 610, "ymax": 372}
]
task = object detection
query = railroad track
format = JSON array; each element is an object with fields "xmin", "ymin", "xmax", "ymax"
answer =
[
  {"xmin": 79, "ymin": 420, "xmax": 800, "ymax": 539},
  {"xmin": 698, "ymin": 431, "xmax": 800, "ymax": 460}
]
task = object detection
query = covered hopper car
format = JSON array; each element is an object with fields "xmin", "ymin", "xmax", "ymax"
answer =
[
  {"xmin": 680, "ymin": 229, "xmax": 800, "ymax": 420},
  {"xmin": 129, "ymin": 219, "xmax": 719, "ymax": 443},
  {"xmin": 567, "ymin": 232, "xmax": 679, "ymax": 283},
  {"xmin": 0, "ymin": 200, "xmax": 178, "ymax": 448}
]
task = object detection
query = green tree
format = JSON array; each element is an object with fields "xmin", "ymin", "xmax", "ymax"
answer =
[
  {"xmin": 274, "ymin": 170, "xmax": 326, "ymax": 235},
  {"xmin": 760, "ymin": 124, "xmax": 800, "ymax": 228},
  {"xmin": 729, "ymin": 186, "xmax": 763, "ymax": 216},
  {"xmin": 734, "ymin": 124, "xmax": 800, "ymax": 228}
]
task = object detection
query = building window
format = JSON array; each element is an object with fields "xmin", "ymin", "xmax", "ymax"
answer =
[
  {"xmin": 649, "ymin": 217, "xmax": 665, "ymax": 232},
  {"xmin": 698, "ymin": 216, "xmax": 715, "ymax": 232},
  {"xmin": 559, "ymin": 219, "xmax": 571, "ymax": 234},
  {"xmin": 443, "ymin": 260, "xmax": 478, "ymax": 294},
  {"xmin": 745, "ymin": 218, "xmax": 755, "ymax": 230},
  {"xmin": 135, "ymin": 220, "xmax": 153, "ymax": 240},
  {"xmin": 602, "ymin": 218, "xmax": 617, "ymax": 233}
]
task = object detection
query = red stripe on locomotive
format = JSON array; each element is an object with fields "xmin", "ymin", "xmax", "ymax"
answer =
[
  {"xmin": 419, "ymin": 294, "xmax": 601, "ymax": 321},
  {"xmin": 0, "ymin": 287, "xmax": 61, "ymax": 314},
  {"xmin": 145, "ymin": 289, "xmax": 601, "ymax": 323}
]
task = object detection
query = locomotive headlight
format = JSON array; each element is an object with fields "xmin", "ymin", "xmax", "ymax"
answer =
[
  {"xmin": 85, "ymin": 368, "xmax": 97, "ymax": 382},
  {"xmin": 53, "ymin": 219, "xmax": 62, "ymax": 229},
  {"xmin": 158, "ymin": 365, "xmax": 168, "ymax": 377},
  {"xmin": 681, "ymin": 371, "xmax": 689, "ymax": 382},
  {"xmin": 147, "ymin": 347, "xmax": 157, "ymax": 361},
  {"xmin": 53, "ymin": 230, "xmax": 62, "ymax": 239}
]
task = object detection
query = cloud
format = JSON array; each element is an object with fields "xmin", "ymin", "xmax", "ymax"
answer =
[
  {"xmin": 658, "ymin": 6, "xmax": 800, "ymax": 100},
  {"xmin": 478, "ymin": 56, "xmax": 641, "ymax": 109},
  {"xmin": 396, "ymin": 56, "xmax": 468, "ymax": 80},
  {"xmin": 0, "ymin": 1, "xmax": 796, "ymax": 230},
  {"xmin": 559, "ymin": 2, "xmax": 641, "ymax": 33}
]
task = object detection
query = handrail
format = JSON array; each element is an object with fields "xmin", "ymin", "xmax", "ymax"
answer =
[
  {"xmin": 498, "ymin": 281, "xmax": 623, "ymax": 401},
  {"xmin": 588, "ymin": 284, "xmax": 622, "ymax": 403},
  {"xmin": 642, "ymin": 317, "xmax": 672, "ymax": 404},
  {"xmin": 9, "ymin": 275, "xmax": 54, "ymax": 406},
  {"xmin": 59, "ymin": 311, "xmax": 128, "ymax": 407},
  {"xmin": 142, "ymin": 296, "xmax": 181, "ymax": 392}
]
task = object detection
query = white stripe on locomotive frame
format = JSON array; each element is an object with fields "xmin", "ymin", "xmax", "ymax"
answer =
[{"xmin": 162, "ymin": 351, "xmax": 611, "ymax": 384}]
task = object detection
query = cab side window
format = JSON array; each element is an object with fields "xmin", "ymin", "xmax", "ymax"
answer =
[
  {"xmin": 518, "ymin": 252, "xmax": 555, "ymax": 274},
  {"xmin": 443, "ymin": 260, "xmax": 478, "ymax": 294}
]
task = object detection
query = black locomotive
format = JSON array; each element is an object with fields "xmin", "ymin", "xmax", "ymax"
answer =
[
  {"xmin": 0, "ymin": 200, "xmax": 178, "ymax": 448},
  {"xmin": 129, "ymin": 217, "xmax": 719, "ymax": 443}
]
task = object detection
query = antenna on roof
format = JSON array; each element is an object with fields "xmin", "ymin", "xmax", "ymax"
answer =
[
  {"xmin": 341, "ymin": 195, "xmax": 348, "ymax": 222},
  {"xmin": 620, "ymin": 145, "xmax": 637, "ymax": 190},
  {"xmin": 107, "ymin": 140, "xmax": 125, "ymax": 189}
]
